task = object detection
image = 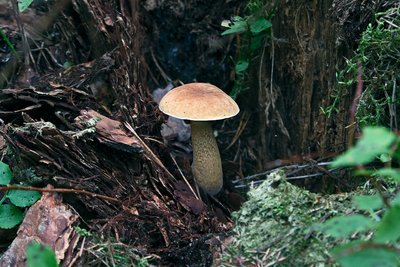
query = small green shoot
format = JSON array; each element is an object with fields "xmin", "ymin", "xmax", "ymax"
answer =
[{"xmin": 0, "ymin": 28, "xmax": 17, "ymax": 55}]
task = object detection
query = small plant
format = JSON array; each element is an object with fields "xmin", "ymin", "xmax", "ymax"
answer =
[
  {"xmin": 26, "ymin": 242, "xmax": 59, "ymax": 267},
  {"xmin": 221, "ymin": 0, "xmax": 274, "ymax": 98},
  {"xmin": 315, "ymin": 127, "xmax": 400, "ymax": 267},
  {"xmin": 0, "ymin": 29, "xmax": 17, "ymax": 55},
  {"xmin": 0, "ymin": 0, "xmax": 36, "ymax": 57},
  {"xmin": 0, "ymin": 161, "xmax": 41, "ymax": 229},
  {"xmin": 75, "ymin": 227, "xmax": 155, "ymax": 266},
  {"xmin": 322, "ymin": 4, "xmax": 400, "ymax": 128},
  {"xmin": 219, "ymin": 170, "xmax": 356, "ymax": 266}
]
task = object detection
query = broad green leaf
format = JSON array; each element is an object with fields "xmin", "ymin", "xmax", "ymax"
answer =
[
  {"xmin": 0, "ymin": 161, "xmax": 13, "ymax": 185},
  {"xmin": 8, "ymin": 189, "xmax": 41, "ymax": 207},
  {"xmin": 331, "ymin": 127, "xmax": 396, "ymax": 168},
  {"xmin": 374, "ymin": 205, "xmax": 400, "ymax": 243},
  {"xmin": 26, "ymin": 242, "xmax": 59, "ymax": 267},
  {"xmin": 249, "ymin": 18, "xmax": 272, "ymax": 34},
  {"xmin": 0, "ymin": 204, "xmax": 23, "ymax": 229},
  {"xmin": 335, "ymin": 247, "xmax": 399, "ymax": 267},
  {"xmin": 250, "ymin": 34, "xmax": 264, "ymax": 51},
  {"xmin": 316, "ymin": 214, "xmax": 374, "ymax": 238},
  {"xmin": 18, "ymin": 0, "xmax": 34, "ymax": 12},
  {"xmin": 353, "ymin": 194, "xmax": 383, "ymax": 211},
  {"xmin": 391, "ymin": 193, "xmax": 400, "ymax": 206},
  {"xmin": 374, "ymin": 168, "xmax": 400, "ymax": 182},
  {"xmin": 235, "ymin": 60, "xmax": 249, "ymax": 73},
  {"xmin": 221, "ymin": 17, "xmax": 247, "ymax": 36},
  {"xmin": 354, "ymin": 169, "xmax": 374, "ymax": 176}
]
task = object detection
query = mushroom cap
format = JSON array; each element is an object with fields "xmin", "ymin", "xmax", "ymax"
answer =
[{"xmin": 159, "ymin": 83, "xmax": 239, "ymax": 121}]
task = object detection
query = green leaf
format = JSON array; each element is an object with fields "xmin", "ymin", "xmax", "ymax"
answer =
[
  {"xmin": 26, "ymin": 242, "xmax": 59, "ymax": 267},
  {"xmin": 221, "ymin": 17, "xmax": 247, "ymax": 36},
  {"xmin": 249, "ymin": 34, "xmax": 264, "ymax": 51},
  {"xmin": 0, "ymin": 161, "xmax": 13, "ymax": 185},
  {"xmin": 335, "ymin": 247, "xmax": 399, "ymax": 267},
  {"xmin": 374, "ymin": 205, "xmax": 400, "ymax": 243},
  {"xmin": 379, "ymin": 153, "xmax": 392, "ymax": 163},
  {"xmin": 0, "ymin": 204, "xmax": 23, "ymax": 229},
  {"xmin": 249, "ymin": 18, "xmax": 272, "ymax": 34},
  {"xmin": 316, "ymin": 214, "xmax": 375, "ymax": 238},
  {"xmin": 390, "ymin": 193, "xmax": 400, "ymax": 206},
  {"xmin": 373, "ymin": 168, "xmax": 400, "ymax": 182},
  {"xmin": 63, "ymin": 61, "xmax": 73, "ymax": 69},
  {"xmin": 353, "ymin": 194, "xmax": 383, "ymax": 211},
  {"xmin": 18, "ymin": 0, "xmax": 34, "ymax": 12},
  {"xmin": 331, "ymin": 127, "xmax": 396, "ymax": 168},
  {"xmin": 0, "ymin": 29, "xmax": 17, "ymax": 54},
  {"xmin": 8, "ymin": 189, "xmax": 41, "ymax": 207},
  {"xmin": 235, "ymin": 60, "xmax": 249, "ymax": 73}
]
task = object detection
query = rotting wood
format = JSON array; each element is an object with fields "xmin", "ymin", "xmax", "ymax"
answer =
[{"xmin": 0, "ymin": 1, "xmax": 230, "ymax": 264}]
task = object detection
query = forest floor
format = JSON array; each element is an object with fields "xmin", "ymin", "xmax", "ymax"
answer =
[{"xmin": 0, "ymin": 0, "xmax": 395, "ymax": 266}]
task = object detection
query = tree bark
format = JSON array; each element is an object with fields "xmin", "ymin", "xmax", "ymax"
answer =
[{"xmin": 255, "ymin": 1, "xmax": 375, "ymax": 170}]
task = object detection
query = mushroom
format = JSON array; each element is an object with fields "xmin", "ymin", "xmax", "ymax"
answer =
[{"xmin": 159, "ymin": 83, "xmax": 239, "ymax": 195}]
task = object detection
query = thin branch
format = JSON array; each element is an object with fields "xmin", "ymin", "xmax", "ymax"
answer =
[{"xmin": 0, "ymin": 185, "xmax": 121, "ymax": 204}]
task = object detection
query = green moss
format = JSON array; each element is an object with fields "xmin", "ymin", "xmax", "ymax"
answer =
[
  {"xmin": 322, "ymin": 4, "xmax": 400, "ymax": 127},
  {"xmin": 220, "ymin": 171, "xmax": 357, "ymax": 266}
]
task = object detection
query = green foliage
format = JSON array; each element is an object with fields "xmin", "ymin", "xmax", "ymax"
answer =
[
  {"xmin": 26, "ymin": 242, "xmax": 59, "ymax": 267},
  {"xmin": 18, "ymin": 0, "xmax": 34, "ymax": 12},
  {"xmin": 353, "ymin": 194, "xmax": 383, "ymax": 211},
  {"xmin": 331, "ymin": 127, "xmax": 396, "ymax": 167},
  {"xmin": 221, "ymin": 0, "xmax": 274, "ymax": 98},
  {"xmin": 317, "ymin": 126, "xmax": 400, "ymax": 266},
  {"xmin": 0, "ymin": 204, "xmax": 24, "ymax": 229},
  {"xmin": 333, "ymin": 245, "xmax": 399, "ymax": 267},
  {"xmin": 374, "ymin": 205, "xmax": 400, "ymax": 243},
  {"xmin": 315, "ymin": 215, "xmax": 376, "ymax": 238},
  {"xmin": 7, "ymin": 189, "xmax": 41, "ymax": 207},
  {"xmin": 322, "ymin": 5, "xmax": 400, "ymax": 127},
  {"xmin": 0, "ymin": 162, "xmax": 13, "ymax": 185},
  {"xmin": 0, "ymin": 161, "xmax": 41, "ymax": 229},
  {"xmin": 220, "ymin": 171, "xmax": 357, "ymax": 266},
  {"xmin": 0, "ymin": 29, "xmax": 17, "ymax": 55}
]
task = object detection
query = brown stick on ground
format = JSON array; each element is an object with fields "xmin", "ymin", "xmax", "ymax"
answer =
[{"xmin": 0, "ymin": 185, "xmax": 121, "ymax": 203}]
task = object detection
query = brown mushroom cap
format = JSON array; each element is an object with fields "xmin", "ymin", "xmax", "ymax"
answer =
[{"xmin": 159, "ymin": 83, "xmax": 239, "ymax": 121}]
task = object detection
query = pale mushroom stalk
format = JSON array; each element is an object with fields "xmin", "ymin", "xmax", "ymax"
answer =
[{"xmin": 191, "ymin": 121, "xmax": 223, "ymax": 196}]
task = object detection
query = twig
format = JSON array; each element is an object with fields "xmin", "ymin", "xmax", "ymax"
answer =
[
  {"xmin": 0, "ymin": 185, "xmax": 121, "ymax": 203},
  {"xmin": 348, "ymin": 62, "xmax": 363, "ymax": 147},
  {"xmin": 124, "ymin": 122, "xmax": 176, "ymax": 182},
  {"xmin": 169, "ymin": 153, "xmax": 199, "ymax": 200},
  {"xmin": 150, "ymin": 48, "xmax": 171, "ymax": 84}
]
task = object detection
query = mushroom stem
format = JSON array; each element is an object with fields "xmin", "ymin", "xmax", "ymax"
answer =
[{"xmin": 191, "ymin": 121, "xmax": 223, "ymax": 195}]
